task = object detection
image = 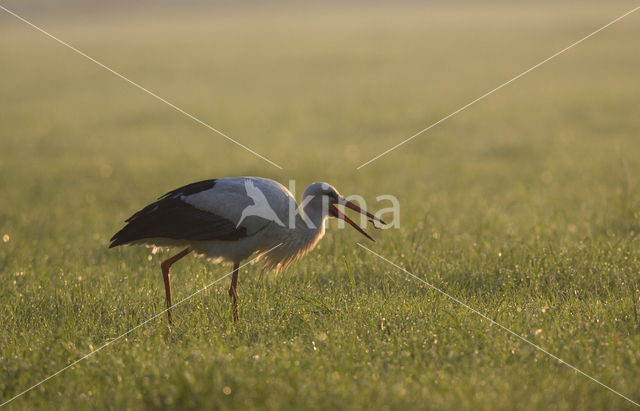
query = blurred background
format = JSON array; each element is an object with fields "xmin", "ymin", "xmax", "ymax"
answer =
[
  {"xmin": 1, "ymin": 1, "xmax": 639, "ymax": 409},
  {"xmin": 2, "ymin": 1, "xmax": 638, "ymax": 219},
  {"xmin": 1, "ymin": 0, "xmax": 639, "ymax": 249}
]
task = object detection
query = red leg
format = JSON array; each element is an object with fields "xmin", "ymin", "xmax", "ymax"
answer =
[
  {"xmin": 160, "ymin": 248, "xmax": 191, "ymax": 324},
  {"xmin": 228, "ymin": 262, "xmax": 240, "ymax": 322}
]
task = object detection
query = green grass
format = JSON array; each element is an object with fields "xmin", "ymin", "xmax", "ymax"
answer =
[{"xmin": 1, "ymin": 2, "xmax": 640, "ymax": 409}]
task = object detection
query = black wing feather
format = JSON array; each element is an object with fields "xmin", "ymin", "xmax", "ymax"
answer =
[
  {"xmin": 159, "ymin": 179, "xmax": 218, "ymax": 199},
  {"xmin": 109, "ymin": 180, "xmax": 246, "ymax": 248}
]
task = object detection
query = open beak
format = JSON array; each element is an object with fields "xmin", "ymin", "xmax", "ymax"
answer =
[{"xmin": 330, "ymin": 197, "xmax": 387, "ymax": 242}]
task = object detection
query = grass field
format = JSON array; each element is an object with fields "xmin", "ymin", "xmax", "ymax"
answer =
[{"xmin": 1, "ymin": 2, "xmax": 640, "ymax": 409}]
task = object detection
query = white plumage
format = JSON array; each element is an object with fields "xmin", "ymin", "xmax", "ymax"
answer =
[
  {"xmin": 110, "ymin": 176, "xmax": 384, "ymax": 322},
  {"xmin": 236, "ymin": 179, "xmax": 285, "ymax": 228}
]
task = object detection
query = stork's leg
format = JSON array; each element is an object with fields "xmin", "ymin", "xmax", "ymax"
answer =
[
  {"xmin": 228, "ymin": 261, "xmax": 240, "ymax": 322},
  {"xmin": 160, "ymin": 247, "xmax": 191, "ymax": 324}
]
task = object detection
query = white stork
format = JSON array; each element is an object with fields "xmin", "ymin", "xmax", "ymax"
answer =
[{"xmin": 109, "ymin": 177, "xmax": 385, "ymax": 322}]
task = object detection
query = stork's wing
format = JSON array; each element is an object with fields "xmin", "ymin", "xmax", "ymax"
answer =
[
  {"xmin": 158, "ymin": 179, "xmax": 218, "ymax": 199},
  {"xmin": 180, "ymin": 177, "xmax": 292, "ymax": 232},
  {"xmin": 109, "ymin": 179, "xmax": 248, "ymax": 248},
  {"xmin": 244, "ymin": 179, "xmax": 267, "ymax": 202},
  {"xmin": 244, "ymin": 179, "xmax": 272, "ymax": 205},
  {"xmin": 109, "ymin": 197, "xmax": 246, "ymax": 248}
]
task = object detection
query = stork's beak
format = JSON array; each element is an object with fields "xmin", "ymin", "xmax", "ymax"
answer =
[{"xmin": 330, "ymin": 197, "xmax": 387, "ymax": 242}]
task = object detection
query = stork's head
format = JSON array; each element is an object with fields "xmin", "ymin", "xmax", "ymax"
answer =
[{"xmin": 302, "ymin": 182, "xmax": 385, "ymax": 241}]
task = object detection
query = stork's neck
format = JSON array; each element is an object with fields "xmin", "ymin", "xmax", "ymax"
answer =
[
  {"xmin": 259, "ymin": 195, "xmax": 329, "ymax": 272},
  {"xmin": 296, "ymin": 196, "xmax": 329, "ymax": 232}
]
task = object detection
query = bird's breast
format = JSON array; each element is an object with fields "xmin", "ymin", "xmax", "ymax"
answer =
[{"xmin": 259, "ymin": 224, "xmax": 325, "ymax": 271}]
